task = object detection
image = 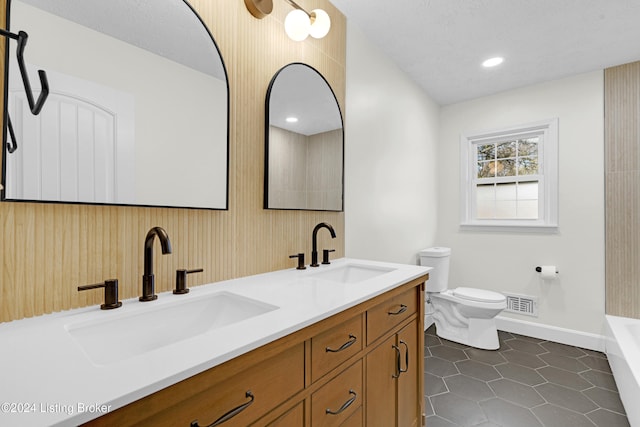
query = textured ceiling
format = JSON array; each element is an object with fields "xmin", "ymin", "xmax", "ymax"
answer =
[{"xmin": 329, "ymin": 0, "xmax": 640, "ymax": 105}]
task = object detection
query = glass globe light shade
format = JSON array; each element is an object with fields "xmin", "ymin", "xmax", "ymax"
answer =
[
  {"xmin": 285, "ymin": 9, "xmax": 310, "ymax": 41},
  {"xmin": 309, "ymin": 9, "xmax": 331, "ymax": 39}
]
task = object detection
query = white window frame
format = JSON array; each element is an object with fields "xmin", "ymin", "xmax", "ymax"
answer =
[{"xmin": 460, "ymin": 118, "xmax": 559, "ymax": 232}]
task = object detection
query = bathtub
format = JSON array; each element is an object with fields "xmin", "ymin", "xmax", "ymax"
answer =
[{"xmin": 605, "ymin": 315, "xmax": 640, "ymax": 426}]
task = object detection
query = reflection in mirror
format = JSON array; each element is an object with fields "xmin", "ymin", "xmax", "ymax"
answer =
[
  {"xmin": 265, "ymin": 63, "xmax": 343, "ymax": 211},
  {"xmin": 2, "ymin": 0, "xmax": 229, "ymax": 209}
]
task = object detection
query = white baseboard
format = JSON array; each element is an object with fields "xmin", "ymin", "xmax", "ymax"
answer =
[{"xmin": 495, "ymin": 315, "xmax": 606, "ymax": 352}]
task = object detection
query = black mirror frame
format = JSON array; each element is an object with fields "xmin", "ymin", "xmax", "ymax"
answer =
[
  {"xmin": 1, "ymin": 0, "xmax": 231, "ymax": 210},
  {"xmin": 264, "ymin": 62, "xmax": 344, "ymax": 212}
]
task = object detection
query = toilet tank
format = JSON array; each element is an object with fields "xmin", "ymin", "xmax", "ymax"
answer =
[{"xmin": 419, "ymin": 247, "xmax": 451, "ymax": 292}]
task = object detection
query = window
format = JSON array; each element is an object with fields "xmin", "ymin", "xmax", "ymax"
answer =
[{"xmin": 460, "ymin": 118, "xmax": 558, "ymax": 232}]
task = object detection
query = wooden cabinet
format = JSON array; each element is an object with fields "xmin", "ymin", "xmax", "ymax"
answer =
[{"xmin": 83, "ymin": 276, "xmax": 426, "ymax": 427}]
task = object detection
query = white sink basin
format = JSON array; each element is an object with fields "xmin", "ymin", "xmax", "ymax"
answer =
[
  {"xmin": 66, "ymin": 292, "xmax": 278, "ymax": 366},
  {"xmin": 311, "ymin": 264, "xmax": 396, "ymax": 284}
]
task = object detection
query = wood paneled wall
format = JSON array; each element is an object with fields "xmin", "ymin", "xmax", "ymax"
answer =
[
  {"xmin": 0, "ymin": 0, "xmax": 346, "ymax": 323},
  {"xmin": 605, "ymin": 61, "xmax": 640, "ymax": 319}
]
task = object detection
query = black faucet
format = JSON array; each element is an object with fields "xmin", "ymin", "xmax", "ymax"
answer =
[
  {"xmin": 311, "ymin": 222, "xmax": 336, "ymax": 267},
  {"xmin": 140, "ymin": 226, "xmax": 172, "ymax": 301}
]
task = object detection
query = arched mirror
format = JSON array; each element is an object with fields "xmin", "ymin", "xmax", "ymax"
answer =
[
  {"xmin": 2, "ymin": 0, "xmax": 229, "ymax": 209},
  {"xmin": 265, "ymin": 63, "xmax": 343, "ymax": 211}
]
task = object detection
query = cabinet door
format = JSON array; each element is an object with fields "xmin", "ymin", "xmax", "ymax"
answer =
[
  {"xmin": 365, "ymin": 334, "xmax": 396, "ymax": 427},
  {"xmin": 397, "ymin": 319, "xmax": 419, "ymax": 427}
]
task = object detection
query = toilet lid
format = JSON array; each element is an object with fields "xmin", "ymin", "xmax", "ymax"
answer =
[{"xmin": 453, "ymin": 287, "xmax": 505, "ymax": 303}]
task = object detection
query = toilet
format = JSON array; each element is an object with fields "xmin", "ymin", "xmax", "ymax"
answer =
[{"xmin": 419, "ymin": 247, "xmax": 506, "ymax": 350}]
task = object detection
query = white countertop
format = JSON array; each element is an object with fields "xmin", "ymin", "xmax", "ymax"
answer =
[{"xmin": 0, "ymin": 258, "xmax": 430, "ymax": 426}]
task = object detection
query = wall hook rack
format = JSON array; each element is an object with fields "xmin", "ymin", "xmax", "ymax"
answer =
[{"xmin": 0, "ymin": 28, "xmax": 50, "ymax": 154}]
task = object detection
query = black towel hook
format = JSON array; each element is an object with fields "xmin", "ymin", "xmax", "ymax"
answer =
[
  {"xmin": 0, "ymin": 28, "xmax": 50, "ymax": 154},
  {"xmin": 1, "ymin": 29, "xmax": 50, "ymax": 115}
]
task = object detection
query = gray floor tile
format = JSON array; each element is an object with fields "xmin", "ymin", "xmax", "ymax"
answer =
[
  {"xmin": 582, "ymin": 387, "xmax": 626, "ymax": 414},
  {"xmin": 580, "ymin": 369, "xmax": 618, "ymax": 391},
  {"xmin": 424, "ymin": 329, "xmax": 630, "ymax": 427},
  {"xmin": 479, "ymin": 398, "xmax": 543, "ymax": 427},
  {"xmin": 431, "ymin": 344, "xmax": 469, "ymax": 362},
  {"xmin": 581, "ymin": 348, "xmax": 608, "ymax": 359},
  {"xmin": 426, "ymin": 333, "xmax": 442, "ymax": 347},
  {"xmin": 456, "ymin": 359, "xmax": 501, "ymax": 382},
  {"xmin": 541, "ymin": 340, "xmax": 588, "ymax": 358},
  {"xmin": 498, "ymin": 330, "xmax": 515, "ymax": 341},
  {"xmin": 579, "ymin": 355, "xmax": 613, "ymax": 373},
  {"xmin": 426, "ymin": 415, "xmax": 458, "ymax": 427},
  {"xmin": 587, "ymin": 408, "xmax": 631, "ymax": 427},
  {"xmin": 488, "ymin": 378, "xmax": 545, "ymax": 408},
  {"xmin": 502, "ymin": 349, "xmax": 547, "ymax": 369},
  {"xmin": 431, "ymin": 391, "xmax": 488, "ymax": 426},
  {"xmin": 445, "ymin": 374, "xmax": 495, "ymax": 402},
  {"xmin": 425, "ymin": 395, "xmax": 434, "ymax": 416},
  {"xmin": 464, "ymin": 347, "xmax": 507, "ymax": 366},
  {"xmin": 426, "ymin": 372, "xmax": 448, "ymax": 396},
  {"xmin": 440, "ymin": 337, "xmax": 472, "ymax": 350},
  {"xmin": 531, "ymin": 403, "xmax": 597, "ymax": 427},
  {"xmin": 426, "ymin": 356, "xmax": 460, "ymax": 377},
  {"xmin": 507, "ymin": 338, "xmax": 548, "ymax": 354},
  {"xmin": 539, "ymin": 352, "xmax": 588, "ymax": 372},
  {"xmin": 537, "ymin": 365, "xmax": 592, "ymax": 391},
  {"xmin": 535, "ymin": 383, "xmax": 598, "ymax": 414},
  {"xmin": 495, "ymin": 362, "xmax": 546, "ymax": 386},
  {"xmin": 510, "ymin": 333, "xmax": 546, "ymax": 343}
]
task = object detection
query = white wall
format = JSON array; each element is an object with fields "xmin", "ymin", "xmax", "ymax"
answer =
[
  {"xmin": 438, "ymin": 71, "xmax": 605, "ymax": 335},
  {"xmin": 344, "ymin": 25, "xmax": 440, "ymax": 264}
]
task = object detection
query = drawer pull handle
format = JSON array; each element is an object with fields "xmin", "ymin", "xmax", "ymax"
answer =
[
  {"xmin": 388, "ymin": 304, "xmax": 407, "ymax": 316},
  {"xmin": 326, "ymin": 390, "xmax": 357, "ymax": 415},
  {"xmin": 399, "ymin": 340, "xmax": 409, "ymax": 374},
  {"xmin": 326, "ymin": 334, "xmax": 357, "ymax": 353},
  {"xmin": 191, "ymin": 390, "xmax": 254, "ymax": 427}
]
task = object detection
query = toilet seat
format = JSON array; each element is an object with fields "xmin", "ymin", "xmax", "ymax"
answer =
[{"xmin": 452, "ymin": 287, "xmax": 505, "ymax": 303}]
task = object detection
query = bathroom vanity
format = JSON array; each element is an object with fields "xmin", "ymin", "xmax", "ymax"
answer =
[{"xmin": 0, "ymin": 259, "xmax": 429, "ymax": 427}]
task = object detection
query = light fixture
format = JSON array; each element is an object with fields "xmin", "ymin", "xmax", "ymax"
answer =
[
  {"xmin": 244, "ymin": 0, "xmax": 331, "ymax": 41},
  {"xmin": 482, "ymin": 57, "xmax": 504, "ymax": 68},
  {"xmin": 286, "ymin": 116, "xmax": 299, "ymax": 123}
]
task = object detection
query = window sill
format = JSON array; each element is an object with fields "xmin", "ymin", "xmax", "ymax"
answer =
[{"xmin": 460, "ymin": 222, "xmax": 559, "ymax": 233}]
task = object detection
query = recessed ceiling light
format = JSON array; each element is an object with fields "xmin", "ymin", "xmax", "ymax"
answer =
[
  {"xmin": 286, "ymin": 117, "xmax": 298, "ymax": 123},
  {"xmin": 482, "ymin": 57, "xmax": 504, "ymax": 68}
]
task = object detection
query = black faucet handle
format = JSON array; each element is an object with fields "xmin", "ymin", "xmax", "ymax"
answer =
[
  {"xmin": 78, "ymin": 279, "xmax": 122, "ymax": 310},
  {"xmin": 289, "ymin": 253, "xmax": 306, "ymax": 270},
  {"xmin": 322, "ymin": 249, "xmax": 336, "ymax": 265},
  {"xmin": 174, "ymin": 268, "xmax": 204, "ymax": 294}
]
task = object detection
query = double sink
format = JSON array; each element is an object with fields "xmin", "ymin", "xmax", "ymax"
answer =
[{"xmin": 66, "ymin": 262, "xmax": 396, "ymax": 366}]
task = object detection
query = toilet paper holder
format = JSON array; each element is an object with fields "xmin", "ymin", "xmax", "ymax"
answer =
[{"xmin": 535, "ymin": 266, "xmax": 559, "ymax": 273}]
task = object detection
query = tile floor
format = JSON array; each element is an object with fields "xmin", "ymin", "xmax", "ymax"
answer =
[{"xmin": 424, "ymin": 324, "xmax": 630, "ymax": 427}]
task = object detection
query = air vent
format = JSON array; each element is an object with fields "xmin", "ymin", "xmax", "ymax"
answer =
[{"xmin": 504, "ymin": 293, "xmax": 538, "ymax": 317}]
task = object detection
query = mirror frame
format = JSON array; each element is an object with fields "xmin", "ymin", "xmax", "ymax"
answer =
[
  {"xmin": 1, "ymin": 0, "xmax": 230, "ymax": 210},
  {"xmin": 264, "ymin": 62, "xmax": 344, "ymax": 212}
]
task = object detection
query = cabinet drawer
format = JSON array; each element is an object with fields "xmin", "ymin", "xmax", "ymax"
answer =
[
  {"xmin": 367, "ymin": 287, "xmax": 417, "ymax": 345},
  {"xmin": 187, "ymin": 344, "xmax": 305, "ymax": 427},
  {"xmin": 90, "ymin": 343, "xmax": 305, "ymax": 427},
  {"xmin": 311, "ymin": 314, "xmax": 363, "ymax": 382},
  {"xmin": 311, "ymin": 360, "xmax": 363, "ymax": 427}
]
